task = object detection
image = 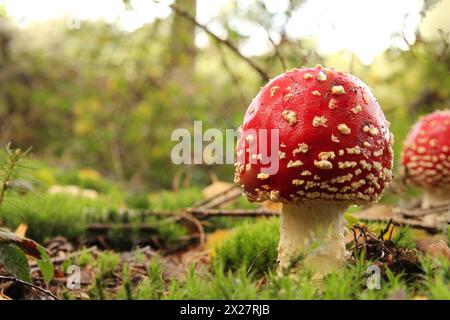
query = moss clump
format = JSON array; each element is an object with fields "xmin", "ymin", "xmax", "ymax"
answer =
[{"xmin": 214, "ymin": 218, "xmax": 279, "ymax": 277}]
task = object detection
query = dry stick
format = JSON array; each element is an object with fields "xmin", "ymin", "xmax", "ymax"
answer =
[
  {"xmin": 398, "ymin": 202, "xmax": 450, "ymax": 218},
  {"xmin": 167, "ymin": 2, "xmax": 270, "ymax": 83},
  {"xmin": 188, "ymin": 208, "xmax": 278, "ymax": 219},
  {"xmin": 87, "ymin": 223, "xmax": 158, "ymax": 232},
  {"xmin": 180, "ymin": 213, "xmax": 206, "ymax": 247},
  {"xmin": 190, "ymin": 184, "xmax": 240, "ymax": 209},
  {"xmin": 195, "ymin": 189, "xmax": 242, "ymax": 210},
  {"xmin": 0, "ymin": 275, "xmax": 60, "ymax": 300}
]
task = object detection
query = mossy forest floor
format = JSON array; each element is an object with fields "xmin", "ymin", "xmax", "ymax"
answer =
[{"xmin": 0, "ymin": 165, "xmax": 449, "ymax": 300}]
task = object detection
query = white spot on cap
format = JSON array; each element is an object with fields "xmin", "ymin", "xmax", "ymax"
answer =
[
  {"xmin": 346, "ymin": 146, "xmax": 361, "ymax": 155},
  {"xmin": 319, "ymin": 151, "xmax": 336, "ymax": 160},
  {"xmin": 293, "ymin": 143, "xmax": 309, "ymax": 155},
  {"xmin": 332, "ymin": 86, "xmax": 346, "ymax": 95},
  {"xmin": 312, "ymin": 90, "xmax": 322, "ymax": 96},
  {"xmin": 317, "ymin": 71, "xmax": 327, "ymax": 81},
  {"xmin": 314, "ymin": 159, "xmax": 333, "ymax": 170},
  {"xmin": 287, "ymin": 160, "xmax": 303, "ymax": 168},
  {"xmin": 257, "ymin": 173, "xmax": 270, "ymax": 180},
  {"xmin": 284, "ymin": 93, "xmax": 294, "ymax": 102},
  {"xmin": 292, "ymin": 179, "xmax": 304, "ymax": 186},
  {"xmin": 337, "ymin": 123, "xmax": 351, "ymax": 135},
  {"xmin": 313, "ymin": 116, "xmax": 328, "ymax": 127},
  {"xmin": 270, "ymin": 86, "xmax": 279, "ymax": 97},
  {"xmin": 351, "ymin": 105, "xmax": 362, "ymax": 114},
  {"xmin": 282, "ymin": 110, "xmax": 297, "ymax": 126},
  {"xmin": 304, "ymin": 73, "xmax": 313, "ymax": 80},
  {"xmin": 329, "ymin": 98, "xmax": 337, "ymax": 109},
  {"xmin": 373, "ymin": 149, "xmax": 383, "ymax": 157},
  {"xmin": 331, "ymin": 135, "xmax": 340, "ymax": 143},
  {"xmin": 269, "ymin": 190, "xmax": 280, "ymax": 201}
]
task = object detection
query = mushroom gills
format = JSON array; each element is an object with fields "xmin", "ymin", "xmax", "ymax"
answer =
[{"xmin": 277, "ymin": 202, "xmax": 347, "ymax": 277}]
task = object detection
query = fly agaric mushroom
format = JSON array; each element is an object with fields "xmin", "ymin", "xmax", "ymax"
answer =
[
  {"xmin": 234, "ymin": 66, "xmax": 393, "ymax": 275},
  {"xmin": 401, "ymin": 110, "xmax": 450, "ymax": 209}
]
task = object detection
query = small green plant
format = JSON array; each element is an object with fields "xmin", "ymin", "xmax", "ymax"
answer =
[
  {"xmin": 392, "ymin": 225, "xmax": 416, "ymax": 249},
  {"xmin": 0, "ymin": 144, "xmax": 54, "ymax": 283},
  {"xmin": 76, "ymin": 247, "xmax": 94, "ymax": 267},
  {"xmin": 95, "ymin": 251, "xmax": 120, "ymax": 277}
]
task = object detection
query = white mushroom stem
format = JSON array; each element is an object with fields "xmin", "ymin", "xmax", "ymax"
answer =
[
  {"xmin": 422, "ymin": 187, "xmax": 450, "ymax": 209},
  {"xmin": 277, "ymin": 202, "xmax": 348, "ymax": 277}
]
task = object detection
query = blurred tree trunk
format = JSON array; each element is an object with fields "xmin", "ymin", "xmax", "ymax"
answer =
[{"xmin": 166, "ymin": 0, "xmax": 197, "ymax": 77}]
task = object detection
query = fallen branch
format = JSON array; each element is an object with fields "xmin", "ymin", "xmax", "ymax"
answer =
[
  {"xmin": 187, "ymin": 208, "xmax": 278, "ymax": 219},
  {"xmin": 398, "ymin": 202, "xmax": 450, "ymax": 218},
  {"xmin": 355, "ymin": 205, "xmax": 443, "ymax": 233},
  {"xmin": 87, "ymin": 223, "xmax": 158, "ymax": 232},
  {"xmin": 0, "ymin": 275, "xmax": 59, "ymax": 300}
]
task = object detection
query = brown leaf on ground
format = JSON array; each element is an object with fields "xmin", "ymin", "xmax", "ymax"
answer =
[{"xmin": 0, "ymin": 228, "xmax": 41, "ymax": 259}]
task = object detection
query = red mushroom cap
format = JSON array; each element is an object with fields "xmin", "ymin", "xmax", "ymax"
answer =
[
  {"xmin": 234, "ymin": 66, "xmax": 393, "ymax": 204},
  {"xmin": 401, "ymin": 110, "xmax": 450, "ymax": 189}
]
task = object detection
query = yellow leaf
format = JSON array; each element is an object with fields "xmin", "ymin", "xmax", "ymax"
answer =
[
  {"xmin": 14, "ymin": 223, "xmax": 28, "ymax": 238},
  {"xmin": 204, "ymin": 229, "xmax": 234, "ymax": 256},
  {"xmin": 382, "ymin": 223, "xmax": 394, "ymax": 241}
]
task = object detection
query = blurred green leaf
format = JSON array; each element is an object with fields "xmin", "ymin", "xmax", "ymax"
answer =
[
  {"xmin": 0, "ymin": 243, "xmax": 31, "ymax": 282},
  {"xmin": 36, "ymin": 244, "xmax": 54, "ymax": 284}
]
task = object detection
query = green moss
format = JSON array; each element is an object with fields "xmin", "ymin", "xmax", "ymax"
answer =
[
  {"xmin": 214, "ymin": 218, "xmax": 279, "ymax": 277},
  {"xmin": 1, "ymin": 193, "xmax": 115, "ymax": 241},
  {"xmin": 0, "ymin": 192, "xmax": 188, "ymax": 246},
  {"xmin": 148, "ymin": 188, "xmax": 203, "ymax": 211},
  {"xmin": 95, "ymin": 251, "xmax": 120, "ymax": 277}
]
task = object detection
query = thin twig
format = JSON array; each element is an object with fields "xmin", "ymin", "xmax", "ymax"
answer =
[
  {"xmin": 259, "ymin": 22, "xmax": 286, "ymax": 70},
  {"xmin": 164, "ymin": 1, "xmax": 270, "ymax": 82},
  {"xmin": 180, "ymin": 213, "xmax": 206, "ymax": 247},
  {"xmin": 0, "ymin": 275, "xmax": 60, "ymax": 300},
  {"xmin": 398, "ymin": 202, "xmax": 450, "ymax": 217}
]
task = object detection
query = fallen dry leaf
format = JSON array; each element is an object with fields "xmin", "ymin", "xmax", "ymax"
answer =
[
  {"xmin": 14, "ymin": 224, "xmax": 28, "ymax": 238},
  {"xmin": 0, "ymin": 228, "xmax": 41, "ymax": 259}
]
